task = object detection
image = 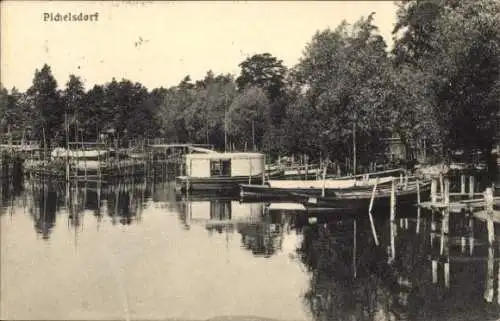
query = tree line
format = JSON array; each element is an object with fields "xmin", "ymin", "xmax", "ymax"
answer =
[{"xmin": 1, "ymin": 0, "xmax": 499, "ymax": 170}]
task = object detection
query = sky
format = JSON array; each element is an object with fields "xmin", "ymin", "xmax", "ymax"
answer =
[{"xmin": 1, "ymin": 1, "xmax": 399, "ymax": 92}]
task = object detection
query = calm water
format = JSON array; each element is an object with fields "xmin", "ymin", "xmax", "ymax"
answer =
[{"xmin": 1, "ymin": 175, "xmax": 500, "ymax": 321}]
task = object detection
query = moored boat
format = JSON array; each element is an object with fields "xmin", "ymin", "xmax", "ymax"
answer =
[
  {"xmin": 176, "ymin": 152, "xmax": 266, "ymax": 192},
  {"xmin": 240, "ymin": 176, "xmax": 395, "ymax": 200},
  {"xmin": 292, "ymin": 179, "xmax": 431, "ymax": 212}
]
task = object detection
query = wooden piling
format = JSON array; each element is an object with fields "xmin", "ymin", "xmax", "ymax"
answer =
[
  {"xmin": 368, "ymin": 177, "xmax": 380, "ymax": 246},
  {"xmin": 460, "ymin": 175, "xmax": 466, "ymax": 195},
  {"xmin": 305, "ymin": 155, "xmax": 309, "ymax": 180},
  {"xmin": 431, "ymin": 178, "xmax": 437, "ymax": 203},
  {"xmin": 416, "ymin": 178, "xmax": 421, "ymax": 234},
  {"xmin": 485, "ymin": 240, "xmax": 495, "ymax": 302},
  {"xmin": 484, "ymin": 187, "xmax": 495, "ymax": 246},
  {"xmin": 321, "ymin": 166, "xmax": 327, "ymax": 197},
  {"xmin": 389, "ymin": 178, "xmax": 396, "ymax": 264},
  {"xmin": 469, "ymin": 217, "xmax": 474, "ymax": 256},
  {"xmin": 249, "ymin": 157, "xmax": 253, "ymax": 184},
  {"xmin": 353, "ymin": 219, "xmax": 357, "ymax": 279},
  {"xmin": 439, "ymin": 174, "xmax": 444, "ymax": 201},
  {"xmin": 469, "ymin": 175, "xmax": 474, "ymax": 199},
  {"xmin": 440, "ymin": 177, "xmax": 450, "ymax": 256},
  {"xmin": 432, "ymin": 259, "xmax": 438, "ymax": 284}
]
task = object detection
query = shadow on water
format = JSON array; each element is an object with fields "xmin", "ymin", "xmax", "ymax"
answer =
[
  {"xmin": 22, "ymin": 175, "xmax": 153, "ymax": 240},
  {"xmin": 2, "ymin": 167, "xmax": 500, "ymax": 320},
  {"xmin": 294, "ymin": 206, "xmax": 500, "ymax": 321},
  {"xmin": 0, "ymin": 158, "xmax": 24, "ymax": 215}
]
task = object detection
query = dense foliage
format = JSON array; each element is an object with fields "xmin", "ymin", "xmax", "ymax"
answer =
[{"xmin": 1, "ymin": 0, "xmax": 499, "ymax": 170}]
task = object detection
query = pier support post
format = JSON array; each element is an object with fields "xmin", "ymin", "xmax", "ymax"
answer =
[
  {"xmin": 440, "ymin": 177, "xmax": 450, "ymax": 256},
  {"xmin": 460, "ymin": 175, "xmax": 466, "ymax": 195},
  {"xmin": 484, "ymin": 188, "xmax": 495, "ymax": 302},
  {"xmin": 431, "ymin": 178, "xmax": 437, "ymax": 203},
  {"xmin": 249, "ymin": 157, "xmax": 253, "ymax": 184},
  {"xmin": 439, "ymin": 174, "xmax": 444, "ymax": 201},
  {"xmin": 368, "ymin": 178, "xmax": 380, "ymax": 246},
  {"xmin": 389, "ymin": 178, "xmax": 396, "ymax": 264},
  {"xmin": 468, "ymin": 176, "xmax": 474, "ymax": 199},
  {"xmin": 484, "ymin": 187, "xmax": 495, "ymax": 246},
  {"xmin": 305, "ymin": 155, "xmax": 309, "ymax": 180},
  {"xmin": 416, "ymin": 179, "xmax": 421, "ymax": 234},
  {"xmin": 261, "ymin": 155, "xmax": 265, "ymax": 185}
]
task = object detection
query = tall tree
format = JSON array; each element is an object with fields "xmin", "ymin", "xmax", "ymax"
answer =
[
  {"xmin": 62, "ymin": 75, "xmax": 85, "ymax": 143},
  {"xmin": 236, "ymin": 53, "xmax": 288, "ymax": 125},
  {"xmin": 26, "ymin": 64, "xmax": 62, "ymax": 148},
  {"xmin": 393, "ymin": 0, "xmax": 500, "ymax": 169},
  {"xmin": 227, "ymin": 86, "xmax": 269, "ymax": 151},
  {"xmin": 293, "ymin": 14, "xmax": 391, "ymax": 168}
]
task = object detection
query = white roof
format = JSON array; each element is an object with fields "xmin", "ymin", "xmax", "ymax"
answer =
[{"xmin": 185, "ymin": 152, "xmax": 264, "ymax": 160}]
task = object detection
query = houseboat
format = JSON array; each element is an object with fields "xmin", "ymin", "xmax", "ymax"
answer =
[{"xmin": 175, "ymin": 152, "xmax": 265, "ymax": 192}]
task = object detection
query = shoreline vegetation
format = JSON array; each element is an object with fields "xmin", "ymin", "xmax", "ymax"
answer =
[{"xmin": 1, "ymin": 1, "xmax": 499, "ymax": 175}]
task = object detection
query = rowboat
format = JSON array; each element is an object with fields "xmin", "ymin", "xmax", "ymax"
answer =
[
  {"xmin": 240, "ymin": 176, "xmax": 396, "ymax": 200},
  {"xmin": 291, "ymin": 180, "xmax": 431, "ymax": 212}
]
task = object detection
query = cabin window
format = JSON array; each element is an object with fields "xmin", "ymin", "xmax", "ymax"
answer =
[{"xmin": 210, "ymin": 159, "xmax": 231, "ymax": 177}]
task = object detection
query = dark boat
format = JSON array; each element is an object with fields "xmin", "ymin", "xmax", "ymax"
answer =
[
  {"xmin": 240, "ymin": 176, "xmax": 396, "ymax": 200},
  {"xmin": 290, "ymin": 180, "xmax": 431, "ymax": 213},
  {"xmin": 176, "ymin": 174, "xmax": 264, "ymax": 192}
]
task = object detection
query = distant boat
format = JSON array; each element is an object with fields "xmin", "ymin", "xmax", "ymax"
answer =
[
  {"xmin": 51, "ymin": 147, "xmax": 110, "ymax": 159},
  {"xmin": 292, "ymin": 179, "xmax": 431, "ymax": 213},
  {"xmin": 176, "ymin": 152, "xmax": 266, "ymax": 192}
]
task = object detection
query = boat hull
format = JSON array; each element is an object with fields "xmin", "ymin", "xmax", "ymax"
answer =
[
  {"xmin": 240, "ymin": 178, "xmax": 395, "ymax": 200},
  {"xmin": 295, "ymin": 182, "xmax": 431, "ymax": 212},
  {"xmin": 176, "ymin": 175, "xmax": 265, "ymax": 192}
]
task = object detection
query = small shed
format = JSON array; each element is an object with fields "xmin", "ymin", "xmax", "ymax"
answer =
[{"xmin": 184, "ymin": 152, "xmax": 265, "ymax": 178}]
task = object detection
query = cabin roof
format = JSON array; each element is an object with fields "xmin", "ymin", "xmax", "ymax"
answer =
[{"xmin": 185, "ymin": 152, "xmax": 264, "ymax": 160}]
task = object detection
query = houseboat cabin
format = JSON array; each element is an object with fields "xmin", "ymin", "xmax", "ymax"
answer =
[{"xmin": 176, "ymin": 152, "xmax": 265, "ymax": 192}]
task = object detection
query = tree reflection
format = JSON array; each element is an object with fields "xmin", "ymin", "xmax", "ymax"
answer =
[
  {"xmin": 298, "ymin": 220, "xmax": 390, "ymax": 321},
  {"xmin": 29, "ymin": 181, "xmax": 58, "ymax": 240},
  {"xmin": 22, "ymin": 177, "xmax": 149, "ymax": 239},
  {"xmin": 237, "ymin": 211, "xmax": 284, "ymax": 258},
  {"xmin": 0, "ymin": 160, "xmax": 24, "ymax": 214},
  {"xmin": 298, "ymin": 212, "xmax": 500, "ymax": 321}
]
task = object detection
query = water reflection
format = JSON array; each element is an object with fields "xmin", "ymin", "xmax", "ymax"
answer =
[
  {"xmin": 22, "ymin": 177, "xmax": 151, "ymax": 239},
  {"xmin": 297, "ymin": 209, "xmax": 500, "ymax": 321},
  {"xmin": 177, "ymin": 195, "xmax": 291, "ymax": 257},
  {"xmin": 0, "ymin": 164, "xmax": 24, "ymax": 215},
  {"xmin": 2, "ymin": 175, "xmax": 500, "ymax": 320}
]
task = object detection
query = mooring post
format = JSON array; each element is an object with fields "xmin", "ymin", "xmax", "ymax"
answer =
[
  {"xmin": 186, "ymin": 159, "xmax": 191, "ymax": 192},
  {"xmin": 439, "ymin": 173, "xmax": 444, "ymax": 201},
  {"xmin": 484, "ymin": 188, "xmax": 495, "ymax": 303},
  {"xmin": 460, "ymin": 174, "xmax": 466, "ymax": 195},
  {"xmin": 389, "ymin": 178, "xmax": 396, "ymax": 264},
  {"xmin": 416, "ymin": 178, "xmax": 421, "ymax": 234},
  {"xmin": 368, "ymin": 177, "xmax": 380, "ymax": 246},
  {"xmin": 469, "ymin": 217, "xmax": 475, "ymax": 256},
  {"xmin": 432, "ymin": 259, "xmax": 438, "ymax": 284},
  {"xmin": 440, "ymin": 177, "xmax": 450, "ymax": 256},
  {"xmin": 469, "ymin": 175, "xmax": 474, "ymax": 199},
  {"xmin": 249, "ymin": 156, "xmax": 253, "ymax": 185},
  {"xmin": 431, "ymin": 177, "xmax": 437, "ymax": 203},
  {"xmin": 261, "ymin": 155, "xmax": 265, "ymax": 185},
  {"xmin": 321, "ymin": 166, "xmax": 327, "ymax": 197},
  {"xmin": 305, "ymin": 155, "xmax": 309, "ymax": 180},
  {"xmin": 484, "ymin": 187, "xmax": 495, "ymax": 246}
]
